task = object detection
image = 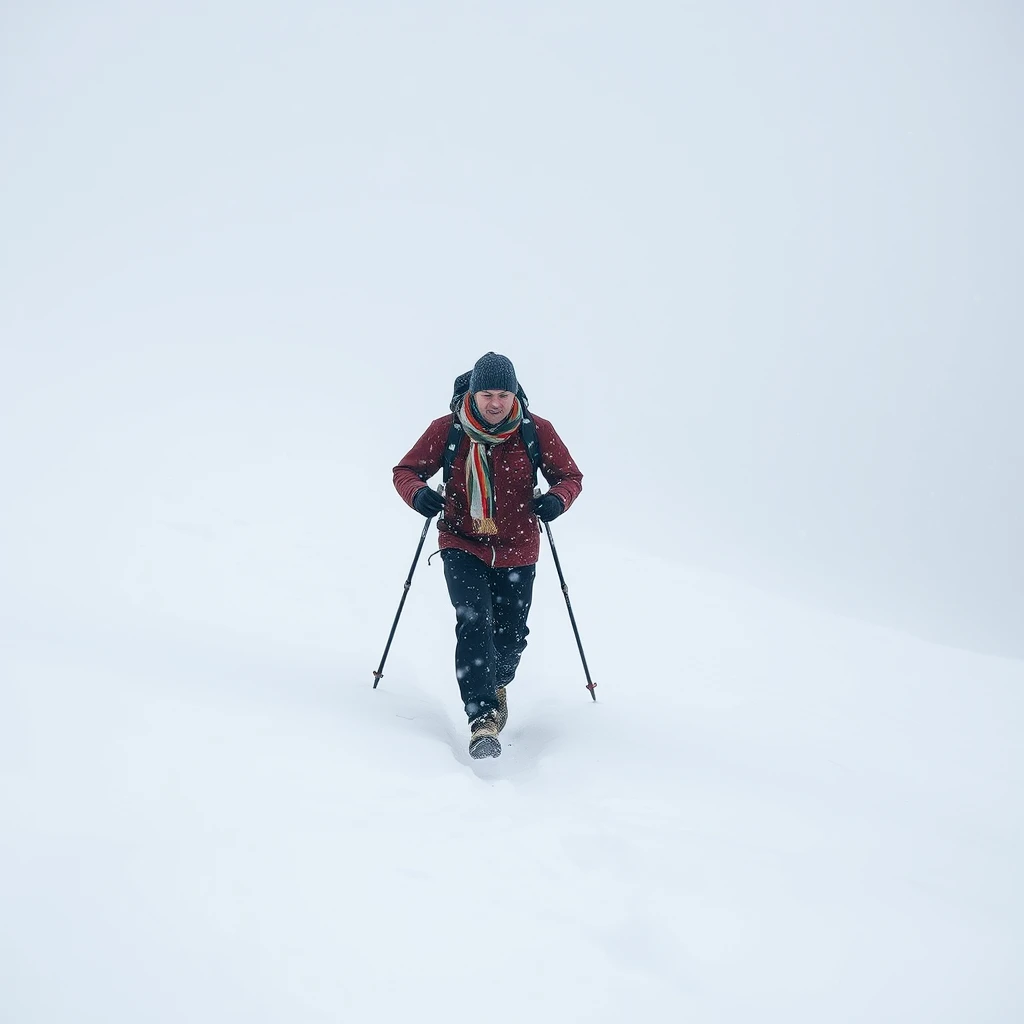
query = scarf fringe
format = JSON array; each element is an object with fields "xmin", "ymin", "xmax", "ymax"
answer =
[{"xmin": 473, "ymin": 517, "xmax": 499, "ymax": 535}]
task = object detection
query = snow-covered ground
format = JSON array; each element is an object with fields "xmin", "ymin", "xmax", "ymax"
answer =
[
  {"xmin": 3, "ymin": 517, "xmax": 1021, "ymax": 1022},
  {"xmin": 4, "ymin": 4, "xmax": 1023, "ymax": 1021}
]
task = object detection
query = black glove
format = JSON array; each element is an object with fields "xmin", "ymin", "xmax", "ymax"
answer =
[
  {"xmin": 412, "ymin": 486, "xmax": 445, "ymax": 518},
  {"xmin": 532, "ymin": 493, "xmax": 564, "ymax": 523}
]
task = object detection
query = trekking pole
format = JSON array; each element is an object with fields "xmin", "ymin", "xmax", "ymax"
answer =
[
  {"xmin": 537, "ymin": 488, "xmax": 597, "ymax": 701},
  {"xmin": 372, "ymin": 488, "xmax": 441, "ymax": 689}
]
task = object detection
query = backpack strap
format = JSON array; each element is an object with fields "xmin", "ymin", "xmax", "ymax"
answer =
[
  {"xmin": 441, "ymin": 418, "xmax": 465, "ymax": 483},
  {"xmin": 442, "ymin": 412, "xmax": 543, "ymax": 484},
  {"xmin": 520, "ymin": 413, "xmax": 542, "ymax": 483}
]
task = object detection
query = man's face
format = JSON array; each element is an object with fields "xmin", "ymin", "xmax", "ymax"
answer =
[{"xmin": 474, "ymin": 390, "xmax": 515, "ymax": 426}]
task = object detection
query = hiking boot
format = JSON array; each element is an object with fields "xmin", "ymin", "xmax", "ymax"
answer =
[
  {"xmin": 495, "ymin": 686, "xmax": 508, "ymax": 733},
  {"xmin": 469, "ymin": 712, "xmax": 501, "ymax": 759}
]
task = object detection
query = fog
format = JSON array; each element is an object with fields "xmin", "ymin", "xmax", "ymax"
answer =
[{"xmin": 3, "ymin": 1, "xmax": 1022, "ymax": 656}]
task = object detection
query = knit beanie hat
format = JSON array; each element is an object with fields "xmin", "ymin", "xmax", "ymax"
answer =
[{"xmin": 469, "ymin": 352, "xmax": 518, "ymax": 395}]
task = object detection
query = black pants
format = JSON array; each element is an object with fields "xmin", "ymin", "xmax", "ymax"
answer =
[{"xmin": 441, "ymin": 548, "xmax": 536, "ymax": 721}]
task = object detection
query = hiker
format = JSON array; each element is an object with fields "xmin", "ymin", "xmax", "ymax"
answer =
[{"xmin": 392, "ymin": 352, "xmax": 584, "ymax": 758}]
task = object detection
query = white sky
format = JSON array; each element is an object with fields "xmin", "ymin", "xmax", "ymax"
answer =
[
  {"xmin": 3, "ymin": 1, "xmax": 1022, "ymax": 655},
  {"xmin": 2, "ymin": 9, "xmax": 1023, "ymax": 1017}
]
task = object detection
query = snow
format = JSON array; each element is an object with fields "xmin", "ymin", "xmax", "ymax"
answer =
[
  {"xmin": 3, "ymin": 3, "xmax": 1023, "ymax": 1021},
  {"xmin": 3, "ymin": 527, "xmax": 1021, "ymax": 1021}
]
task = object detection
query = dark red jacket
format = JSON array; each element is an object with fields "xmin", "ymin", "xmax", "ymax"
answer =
[{"xmin": 393, "ymin": 413, "xmax": 583, "ymax": 567}]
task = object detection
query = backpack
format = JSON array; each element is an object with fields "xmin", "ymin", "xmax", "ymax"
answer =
[{"xmin": 442, "ymin": 370, "xmax": 542, "ymax": 484}]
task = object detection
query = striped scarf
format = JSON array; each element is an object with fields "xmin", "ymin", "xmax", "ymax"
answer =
[{"xmin": 457, "ymin": 392, "xmax": 523, "ymax": 535}]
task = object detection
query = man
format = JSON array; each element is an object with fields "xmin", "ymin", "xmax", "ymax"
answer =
[{"xmin": 393, "ymin": 352, "xmax": 583, "ymax": 758}]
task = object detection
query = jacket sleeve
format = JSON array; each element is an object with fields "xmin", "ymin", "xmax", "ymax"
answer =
[
  {"xmin": 393, "ymin": 416, "xmax": 451, "ymax": 509},
  {"xmin": 535, "ymin": 417, "xmax": 583, "ymax": 512}
]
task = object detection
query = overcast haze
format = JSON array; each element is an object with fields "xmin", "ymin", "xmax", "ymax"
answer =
[
  {"xmin": 2, "ymin": 4, "xmax": 1024, "ymax": 1021},
  {"xmin": 3, "ymin": 1, "xmax": 1022, "ymax": 656}
]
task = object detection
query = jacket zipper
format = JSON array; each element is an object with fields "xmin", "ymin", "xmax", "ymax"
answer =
[{"xmin": 489, "ymin": 442, "xmax": 498, "ymax": 566}]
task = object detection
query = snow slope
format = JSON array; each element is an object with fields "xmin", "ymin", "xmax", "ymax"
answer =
[
  {"xmin": 3, "ymin": 3, "xmax": 1023, "ymax": 1020},
  {"xmin": 2, "ymin": 523, "xmax": 1021, "ymax": 1023}
]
